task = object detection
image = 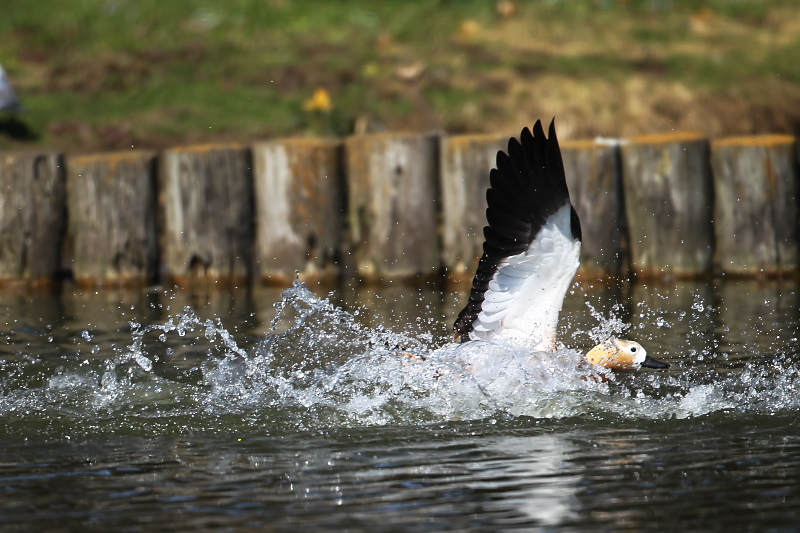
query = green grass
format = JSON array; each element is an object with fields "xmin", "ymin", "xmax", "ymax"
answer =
[{"xmin": 1, "ymin": 0, "xmax": 799, "ymax": 152}]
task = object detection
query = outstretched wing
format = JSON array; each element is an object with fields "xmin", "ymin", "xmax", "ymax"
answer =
[{"xmin": 454, "ymin": 119, "xmax": 582, "ymax": 351}]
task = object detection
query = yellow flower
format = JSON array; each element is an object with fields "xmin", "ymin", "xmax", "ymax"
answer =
[{"xmin": 303, "ymin": 88, "xmax": 332, "ymax": 112}]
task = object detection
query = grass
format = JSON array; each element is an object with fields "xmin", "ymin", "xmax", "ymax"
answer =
[{"xmin": 1, "ymin": 0, "xmax": 799, "ymax": 152}]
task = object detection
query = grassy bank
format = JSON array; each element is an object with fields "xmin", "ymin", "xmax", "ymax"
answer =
[{"xmin": 1, "ymin": 0, "xmax": 799, "ymax": 152}]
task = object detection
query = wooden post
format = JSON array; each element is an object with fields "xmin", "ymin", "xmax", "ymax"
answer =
[
  {"xmin": 562, "ymin": 139, "xmax": 626, "ymax": 277},
  {"xmin": 345, "ymin": 133, "xmax": 439, "ymax": 282},
  {"xmin": 710, "ymin": 135, "xmax": 798, "ymax": 276},
  {"xmin": 0, "ymin": 151, "xmax": 65, "ymax": 284},
  {"xmin": 66, "ymin": 151, "xmax": 158, "ymax": 286},
  {"xmin": 439, "ymin": 133, "xmax": 507, "ymax": 283},
  {"xmin": 252, "ymin": 138, "xmax": 344, "ymax": 285},
  {"xmin": 621, "ymin": 133, "xmax": 713, "ymax": 278},
  {"xmin": 161, "ymin": 144, "xmax": 253, "ymax": 285}
]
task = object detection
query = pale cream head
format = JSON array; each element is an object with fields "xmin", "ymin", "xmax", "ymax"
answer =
[{"xmin": 586, "ymin": 339, "xmax": 669, "ymax": 372}]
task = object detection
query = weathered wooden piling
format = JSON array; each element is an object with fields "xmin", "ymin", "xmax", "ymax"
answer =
[
  {"xmin": 710, "ymin": 135, "xmax": 798, "ymax": 277},
  {"xmin": 439, "ymin": 133, "xmax": 507, "ymax": 282},
  {"xmin": 621, "ymin": 133, "xmax": 713, "ymax": 278},
  {"xmin": 66, "ymin": 151, "xmax": 158, "ymax": 286},
  {"xmin": 252, "ymin": 138, "xmax": 343, "ymax": 285},
  {"xmin": 345, "ymin": 133, "xmax": 439, "ymax": 282},
  {"xmin": 0, "ymin": 151, "xmax": 65, "ymax": 284},
  {"xmin": 160, "ymin": 144, "xmax": 253, "ymax": 285},
  {"xmin": 562, "ymin": 140, "xmax": 625, "ymax": 277}
]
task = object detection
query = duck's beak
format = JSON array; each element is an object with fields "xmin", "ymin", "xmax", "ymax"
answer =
[{"xmin": 640, "ymin": 355, "xmax": 670, "ymax": 369}]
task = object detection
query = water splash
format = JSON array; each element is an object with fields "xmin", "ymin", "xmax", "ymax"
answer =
[
  {"xmin": 577, "ymin": 301, "xmax": 632, "ymax": 345},
  {"xmin": 2, "ymin": 282, "xmax": 800, "ymax": 435}
]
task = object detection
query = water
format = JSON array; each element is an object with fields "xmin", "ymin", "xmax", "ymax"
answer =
[{"xmin": 1, "ymin": 279, "xmax": 800, "ymax": 531}]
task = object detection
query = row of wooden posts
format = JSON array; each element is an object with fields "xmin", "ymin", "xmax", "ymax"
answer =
[{"xmin": 0, "ymin": 130, "xmax": 797, "ymax": 287}]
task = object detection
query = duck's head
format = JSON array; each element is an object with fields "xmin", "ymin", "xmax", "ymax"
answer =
[{"xmin": 586, "ymin": 339, "xmax": 669, "ymax": 372}]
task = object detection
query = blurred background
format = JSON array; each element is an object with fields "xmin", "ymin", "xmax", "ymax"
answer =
[{"xmin": 0, "ymin": 0, "xmax": 798, "ymax": 152}]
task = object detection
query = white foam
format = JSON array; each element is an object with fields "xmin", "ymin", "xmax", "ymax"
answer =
[{"xmin": 4, "ymin": 282, "xmax": 800, "ymax": 430}]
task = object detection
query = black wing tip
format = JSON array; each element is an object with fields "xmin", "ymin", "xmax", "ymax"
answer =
[{"xmin": 532, "ymin": 119, "xmax": 546, "ymax": 139}]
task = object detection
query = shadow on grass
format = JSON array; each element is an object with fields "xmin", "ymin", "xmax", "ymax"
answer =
[{"xmin": 0, "ymin": 116, "xmax": 39, "ymax": 141}]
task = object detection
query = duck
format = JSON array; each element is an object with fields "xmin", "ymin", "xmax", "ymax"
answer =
[
  {"xmin": 453, "ymin": 119, "xmax": 669, "ymax": 372},
  {"xmin": 0, "ymin": 64, "xmax": 23, "ymax": 112}
]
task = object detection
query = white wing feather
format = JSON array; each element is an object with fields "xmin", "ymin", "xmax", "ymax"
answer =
[{"xmin": 469, "ymin": 204, "xmax": 581, "ymax": 351}]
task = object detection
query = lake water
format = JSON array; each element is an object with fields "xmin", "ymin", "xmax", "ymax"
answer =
[{"xmin": 1, "ymin": 278, "xmax": 799, "ymax": 531}]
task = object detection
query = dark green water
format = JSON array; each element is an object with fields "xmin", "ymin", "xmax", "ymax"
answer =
[{"xmin": 1, "ymin": 279, "xmax": 799, "ymax": 531}]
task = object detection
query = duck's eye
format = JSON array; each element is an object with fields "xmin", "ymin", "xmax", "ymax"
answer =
[{"xmin": 630, "ymin": 346, "xmax": 637, "ymax": 353}]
